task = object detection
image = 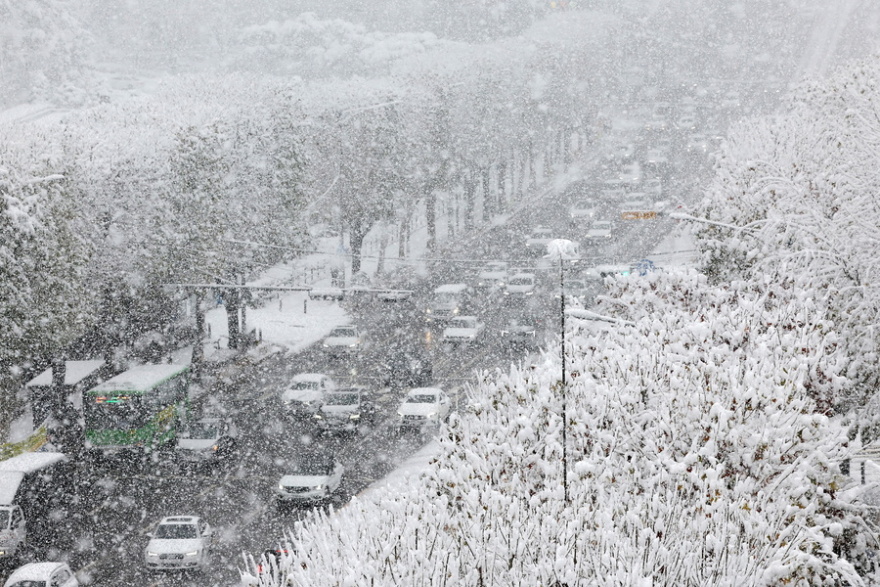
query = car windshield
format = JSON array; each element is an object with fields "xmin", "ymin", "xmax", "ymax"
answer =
[
  {"xmin": 574, "ymin": 201, "xmax": 592, "ymax": 210},
  {"xmin": 156, "ymin": 523, "xmax": 198, "ymax": 539},
  {"xmin": 508, "ymin": 277, "xmax": 532, "ymax": 286},
  {"xmin": 407, "ymin": 394, "xmax": 437, "ymax": 404},
  {"xmin": 184, "ymin": 422, "xmax": 219, "ymax": 439},
  {"xmin": 0, "ymin": 509, "xmax": 8, "ymax": 528},
  {"xmin": 291, "ymin": 459, "xmax": 334, "ymax": 476},
  {"xmin": 325, "ymin": 393, "xmax": 358, "ymax": 406},
  {"xmin": 451, "ymin": 318, "xmax": 476, "ymax": 328},
  {"xmin": 8, "ymin": 581, "xmax": 46, "ymax": 587},
  {"xmin": 329, "ymin": 327, "xmax": 356, "ymax": 337}
]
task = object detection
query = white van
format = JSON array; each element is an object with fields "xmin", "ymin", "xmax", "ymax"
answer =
[{"xmin": 426, "ymin": 283, "xmax": 471, "ymax": 322}]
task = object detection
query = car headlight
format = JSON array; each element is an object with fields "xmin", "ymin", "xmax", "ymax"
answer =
[
  {"xmin": 453, "ymin": 308, "xmax": 460, "ymax": 315},
  {"xmin": 185, "ymin": 550, "xmax": 200, "ymax": 557},
  {"xmin": 313, "ymin": 414, "xmax": 323, "ymax": 420},
  {"xmin": 349, "ymin": 343, "xmax": 358, "ymax": 348},
  {"xmin": 147, "ymin": 552, "xmax": 159, "ymax": 558},
  {"xmin": 397, "ymin": 411, "xmax": 405, "ymax": 418},
  {"xmin": 427, "ymin": 412, "xmax": 438, "ymax": 419},
  {"xmin": 314, "ymin": 485, "xmax": 325, "ymax": 492},
  {"xmin": 426, "ymin": 309, "xmax": 432, "ymax": 314},
  {"xmin": 322, "ymin": 343, "xmax": 330, "ymax": 348},
  {"xmin": 350, "ymin": 414, "xmax": 360, "ymax": 420},
  {"xmin": 279, "ymin": 483, "xmax": 287, "ymax": 491}
]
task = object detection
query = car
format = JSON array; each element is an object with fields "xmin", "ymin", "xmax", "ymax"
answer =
[
  {"xmin": 676, "ymin": 113, "xmax": 697, "ymax": 131},
  {"xmin": 524, "ymin": 227, "xmax": 554, "ymax": 256},
  {"xmin": 322, "ymin": 325, "xmax": 364, "ymax": 354},
  {"xmin": 686, "ymin": 133, "xmax": 710, "ymax": 155},
  {"xmin": 568, "ymin": 200, "xmax": 598, "ymax": 226},
  {"xmin": 396, "ymin": 387, "xmax": 452, "ymax": 431},
  {"xmin": 3, "ymin": 563, "xmax": 78, "ymax": 587},
  {"xmin": 441, "ymin": 315, "xmax": 485, "ymax": 344},
  {"xmin": 643, "ymin": 150, "xmax": 669, "ymax": 174},
  {"xmin": 384, "ymin": 349, "xmax": 433, "ymax": 388},
  {"xmin": 475, "ymin": 261, "xmax": 508, "ymax": 293},
  {"xmin": 281, "ymin": 374, "xmax": 336, "ymax": 418},
  {"xmin": 176, "ymin": 417, "xmax": 238, "ymax": 464},
  {"xmin": 499, "ymin": 319, "xmax": 538, "ymax": 350},
  {"xmin": 561, "ymin": 278, "xmax": 590, "ymax": 300},
  {"xmin": 313, "ymin": 389, "xmax": 376, "ymax": 433},
  {"xmin": 643, "ymin": 178, "xmax": 663, "ymax": 198},
  {"xmin": 426, "ymin": 283, "xmax": 471, "ymax": 322},
  {"xmin": 0, "ymin": 505, "xmax": 25, "ymax": 563},
  {"xmin": 144, "ymin": 515, "xmax": 214, "ymax": 572},
  {"xmin": 504, "ymin": 273, "xmax": 536, "ymax": 296},
  {"xmin": 276, "ymin": 455, "xmax": 344, "ymax": 505},
  {"xmin": 584, "ymin": 220, "xmax": 614, "ymax": 245},
  {"xmin": 605, "ymin": 142, "xmax": 634, "ymax": 162}
]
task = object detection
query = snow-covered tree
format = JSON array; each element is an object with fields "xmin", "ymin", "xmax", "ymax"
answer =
[{"xmin": 692, "ymin": 55, "xmax": 880, "ymax": 411}]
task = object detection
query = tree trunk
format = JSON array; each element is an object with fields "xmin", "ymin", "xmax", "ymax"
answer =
[
  {"xmin": 226, "ymin": 279, "xmax": 240, "ymax": 350},
  {"xmin": 497, "ymin": 158, "xmax": 507, "ymax": 212},
  {"xmin": 426, "ymin": 182, "xmax": 437, "ymax": 252},
  {"xmin": 464, "ymin": 166, "xmax": 476, "ymax": 231},
  {"xmin": 349, "ymin": 218, "xmax": 368, "ymax": 275},
  {"xmin": 528, "ymin": 140, "xmax": 538, "ymax": 193},
  {"xmin": 377, "ymin": 223, "xmax": 388, "ymax": 275},
  {"xmin": 481, "ymin": 165, "xmax": 492, "ymax": 222},
  {"xmin": 191, "ymin": 291, "xmax": 204, "ymax": 379}
]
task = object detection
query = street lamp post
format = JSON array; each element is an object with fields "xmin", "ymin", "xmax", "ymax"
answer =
[{"xmin": 546, "ymin": 239, "xmax": 579, "ymax": 504}]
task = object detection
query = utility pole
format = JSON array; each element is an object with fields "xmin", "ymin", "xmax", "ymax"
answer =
[{"xmin": 545, "ymin": 239, "xmax": 577, "ymax": 504}]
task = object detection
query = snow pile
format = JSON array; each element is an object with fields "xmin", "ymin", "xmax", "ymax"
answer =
[{"xmin": 251, "ymin": 269, "xmax": 871, "ymax": 586}]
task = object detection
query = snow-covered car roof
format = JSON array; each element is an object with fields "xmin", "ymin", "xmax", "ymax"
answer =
[
  {"xmin": 291, "ymin": 373, "xmax": 329, "ymax": 383},
  {"xmin": 5, "ymin": 562, "xmax": 70, "ymax": 584}
]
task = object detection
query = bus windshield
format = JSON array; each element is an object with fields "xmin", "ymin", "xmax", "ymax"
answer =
[{"xmin": 84, "ymin": 395, "xmax": 150, "ymax": 431}]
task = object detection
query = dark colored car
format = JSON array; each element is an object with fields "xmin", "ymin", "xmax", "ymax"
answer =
[{"xmin": 385, "ymin": 351, "xmax": 433, "ymax": 388}]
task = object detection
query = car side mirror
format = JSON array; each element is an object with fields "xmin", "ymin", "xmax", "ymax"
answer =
[{"xmin": 146, "ymin": 532, "xmax": 154, "ymax": 538}]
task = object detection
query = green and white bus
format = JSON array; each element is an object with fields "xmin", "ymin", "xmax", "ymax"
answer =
[{"xmin": 83, "ymin": 364, "xmax": 189, "ymax": 456}]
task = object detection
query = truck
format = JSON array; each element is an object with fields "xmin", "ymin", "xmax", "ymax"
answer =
[{"xmin": 0, "ymin": 451, "xmax": 73, "ymax": 561}]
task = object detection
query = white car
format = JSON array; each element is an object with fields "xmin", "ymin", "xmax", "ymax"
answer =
[
  {"xmin": 145, "ymin": 516, "xmax": 214, "ymax": 572},
  {"xmin": 176, "ymin": 418, "xmax": 238, "ymax": 464},
  {"xmin": 276, "ymin": 456, "xmax": 344, "ymax": 504},
  {"xmin": 525, "ymin": 227, "xmax": 554, "ymax": 256},
  {"xmin": 568, "ymin": 200, "xmax": 597, "ymax": 225},
  {"xmin": 442, "ymin": 316, "xmax": 485, "ymax": 344},
  {"xmin": 504, "ymin": 273, "xmax": 536, "ymax": 296},
  {"xmin": 585, "ymin": 220, "xmax": 614, "ymax": 244},
  {"xmin": 281, "ymin": 374, "xmax": 336, "ymax": 417},
  {"xmin": 3, "ymin": 563, "xmax": 78, "ymax": 587},
  {"xmin": 0, "ymin": 505, "xmax": 26, "ymax": 562},
  {"xmin": 396, "ymin": 387, "xmax": 452, "ymax": 431},
  {"xmin": 322, "ymin": 325, "xmax": 364, "ymax": 354},
  {"xmin": 476, "ymin": 261, "xmax": 508, "ymax": 292}
]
